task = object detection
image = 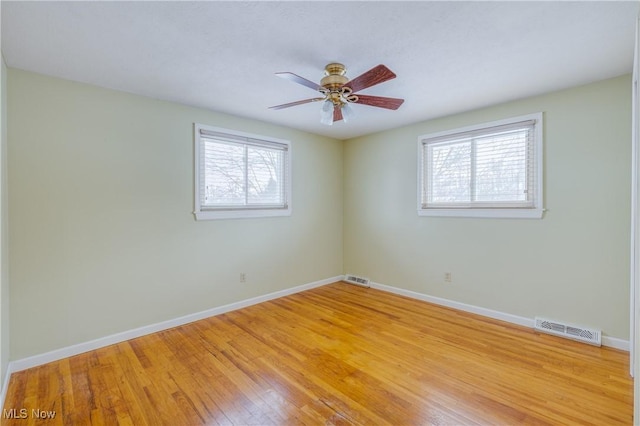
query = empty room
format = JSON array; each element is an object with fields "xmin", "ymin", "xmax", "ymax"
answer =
[{"xmin": 0, "ymin": 1, "xmax": 639, "ymax": 424}]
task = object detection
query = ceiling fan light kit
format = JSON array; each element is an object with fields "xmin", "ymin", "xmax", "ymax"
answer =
[
  {"xmin": 341, "ymin": 102, "xmax": 355, "ymax": 123},
  {"xmin": 320, "ymin": 99, "xmax": 334, "ymax": 126},
  {"xmin": 270, "ymin": 62, "xmax": 404, "ymax": 126}
]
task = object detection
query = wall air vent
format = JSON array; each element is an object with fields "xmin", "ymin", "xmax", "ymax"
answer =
[
  {"xmin": 534, "ymin": 317, "xmax": 601, "ymax": 346},
  {"xmin": 344, "ymin": 275, "xmax": 370, "ymax": 288}
]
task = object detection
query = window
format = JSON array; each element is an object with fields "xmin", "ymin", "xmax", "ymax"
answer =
[
  {"xmin": 194, "ymin": 124, "xmax": 291, "ymax": 220},
  {"xmin": 418, "ymin": 113, "xmax": 543, "ymax": 218}
]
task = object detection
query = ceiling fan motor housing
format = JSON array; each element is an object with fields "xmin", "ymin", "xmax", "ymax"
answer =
[{"xmin": 321, "ymin": 63, "xmax": 349, "ymax": 90}]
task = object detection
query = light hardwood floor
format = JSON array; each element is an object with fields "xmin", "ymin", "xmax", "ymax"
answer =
[{"xmin": 2, "ymin": 282, "xmax": 633, "ymax": 425}]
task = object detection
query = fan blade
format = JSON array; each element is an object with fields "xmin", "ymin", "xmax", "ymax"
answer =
[
  {"xmin": 275, "ymin": 72, "xmax": 323, "ymax": 91},
  {"xmin": 269, "ymin": 98, "xmax": 324, "ymax": 110},
  {"xmin": 354, "ymin": 94, "xmax": 404, "ymax": 110},
  {"xmin": 333, "ymin": 106, "xmax": 343, "ymax": 122},
  {"xmin": 346, "ymin": 64, "xmax": 397, "ymax": 93}
]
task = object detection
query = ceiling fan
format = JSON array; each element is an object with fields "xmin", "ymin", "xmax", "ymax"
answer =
[{"xmin": 269, "ymin": 63, "xmax": 404, "ymax": 126}]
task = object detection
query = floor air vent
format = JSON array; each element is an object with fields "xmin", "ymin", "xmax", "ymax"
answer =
[
  {"xmin": 344, "ymin": 275, "xmax": 370, "ymax": 288},
  {"xmin": 534, "ymin": 317, "xmax": 601, "ymax": 346}
]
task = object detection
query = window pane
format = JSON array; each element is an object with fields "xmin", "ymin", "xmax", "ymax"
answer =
[
  {"xmin": 247, "ymin": 147, "xmax": 284, "ymax": 205},
  {"xmin": 474, "ymin": 130, "xmax": 527, "ymax": 202},
  {"xmin": 202, "ymin": 141, "xmax": 245, "ymax": 206},
  {"xmin": 429, "ymin": 141, "xmax": 471, "ymax": 202}
]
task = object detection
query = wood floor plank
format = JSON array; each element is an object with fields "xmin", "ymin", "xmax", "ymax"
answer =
[{"xmin": 2, "ymin": 282, "xmax": 633, "ymax": 425}]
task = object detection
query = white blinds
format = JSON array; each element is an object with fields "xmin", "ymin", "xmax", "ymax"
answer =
[
  {"xmin": 200, "ymin": 128, "xmax": 290, "ymax": 152},
  {"xmin": 199, "ymin": 129, "xmax": 289, "ymax": 210},
  {"xmin": 422, "ymin": 119, "xmax": 537, "ymax": 209}
]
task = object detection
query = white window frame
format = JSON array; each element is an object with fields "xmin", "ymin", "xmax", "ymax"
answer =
[
  {"xmin": 194, "ymin": 123, "xmax": 292, "ymax": 220},
  {"xmin": 417, "ymin": 113, "xmax": 544, "ymax": 219}
]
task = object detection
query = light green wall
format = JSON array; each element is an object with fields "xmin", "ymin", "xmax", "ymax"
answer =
[
  {"xmin": 7, "ymin": 69, "xmax": 343, "ymax": 359},
  {"xmin": 344, "ymin": 75, "xmax": 632, "ymax": 339}
]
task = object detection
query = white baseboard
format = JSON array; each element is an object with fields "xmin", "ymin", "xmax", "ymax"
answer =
[
  {"xmin": 368, "ymin": 280, "xmax": 629, "ymax": 352},
  {"xmin": 8, "ymin": 275, "xmax": 342, "ymax": 374},
  {"xmin": 602, "ymin": 335, "xmax": 630, "ymax": 351}
]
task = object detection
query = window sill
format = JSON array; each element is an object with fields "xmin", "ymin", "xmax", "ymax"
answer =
[
  {"xmin": 418, "ymin": 207, "xmax": 544, "ymax": 219},
  {"xmin": 195, "ymin": 207, "xmax": 292, "ymax": 220}
]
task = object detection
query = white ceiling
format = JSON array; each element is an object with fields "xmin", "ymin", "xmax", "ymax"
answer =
[{"xmin": 2, "ymin": 1, "xmax": 638, "ymax": 140}]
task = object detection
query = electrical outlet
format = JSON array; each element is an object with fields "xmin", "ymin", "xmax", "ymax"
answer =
[
  {"xmin": 444, "ymin": 272, "xmax": 452, "ymax": 283},
  {"xmin": 240, "ymin": 273, "xmax": 246, "ymax": 283}
]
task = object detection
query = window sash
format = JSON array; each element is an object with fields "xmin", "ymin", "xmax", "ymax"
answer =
[
  {"xmin": 199, "ymin": 138, "xmax": 288, "ymax": 210},
  {"xmin": 421, "ymin": 118, "xmax": 538, "ymax": 210}
]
